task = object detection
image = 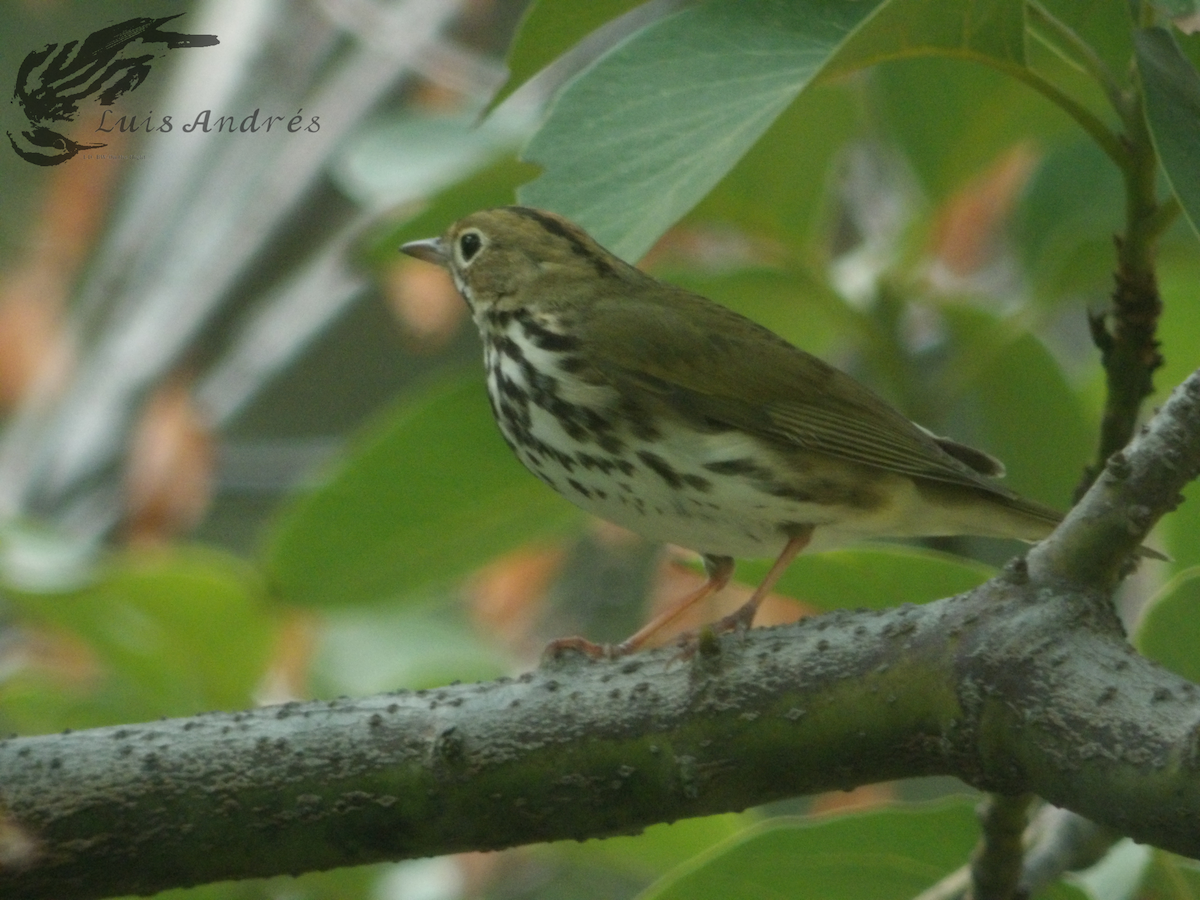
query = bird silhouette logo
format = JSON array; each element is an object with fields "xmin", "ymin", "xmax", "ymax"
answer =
[{"xmin": 8, "ymin": 14, "xmax": 219, "ymax": 166}]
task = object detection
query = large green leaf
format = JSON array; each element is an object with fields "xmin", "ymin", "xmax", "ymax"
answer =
[
  {"xmin": 520, "ymin": 0, "xmax": 879, "ymax": 260},
  {"xmin": 939, "ymin": 307, "xmax": 1092, "ymax": 511},
  {"xmin": 311, "ymin": 605, "xmax": 510, "ymax": 696},
  {"xmin": 265, "ymin": 378, "xmax": 580, "ymax": 608},
  {"xmin": 736, "ymin": 545, "xmax": 994, "ymax": 612},
  {"xmin": 1015, "ymin": 138, "xmax": 1126, "ymax": 304},
  {"xmin": 640, "ymin": 801, "xmax": 1084, "ymax": 900},
  {"xmin": 569, "ymin": 813, "xmax": 756, "ymax": 879},
  {"xmin": 1155, "ymin": 253, "xmax": 1200, "ymax": 412},
  {"xmin": 825, "ymin": 0, "xmax": 1025, "ymax": 77},
  {"xmin": 2, "ymin": 547, "xmax": 274, "ymax": 732},
  {"xmin": 519, "ymin": 0, "xmax": 1028, "ymax": 261},
  {"xmin": 1135, "ymin": 567, "xmax": 1200, "ymax": 681},
  {"xmin": 1036, "ymin": 0, "xmax": 1133, "ymax": 78},
  {"xmin": 1139, "ymin": 850, "xmax": 1200, "ymax": 899},
  {"xmin": 148, "ymin": 865, "xmax": 383, "ymax": 900},
  {"xmin": 686, "ymin": 79, "xmax": 866, "ymax": 251},
  {"xmin": 1166, "ymin": 479, "xmax": 1200, "ymax": 577},
  {"xmin": 1136, "ymin": 27, "xmax": 1200, "ymax": 239},
  {"xmin": 487, "ymin": 0, "xmax": 664, "ymax": 113},
  {"xmin": 872, "ymin": 56, "xmax": 1081, "ymax": 203},
  {"xmin": 1156, "ymin": 253, "xmax": 1200, "ymax": 568}
]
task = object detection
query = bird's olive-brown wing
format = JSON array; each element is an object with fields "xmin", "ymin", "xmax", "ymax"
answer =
[{"xmin": 579, "ymin": 284, "xmax": 1020, "ymax": 495}]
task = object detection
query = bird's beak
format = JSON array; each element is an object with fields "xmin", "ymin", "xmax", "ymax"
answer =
[{"xmin": 400, "ymin": 237, "xmax": 448, "ymax": 266}]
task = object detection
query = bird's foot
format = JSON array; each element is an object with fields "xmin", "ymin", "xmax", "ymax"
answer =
[
  {"xmin": 709, "ymin": 598, "xmax": 760, "ymax": 635},
  {"xmin": 541, "ymin": 587, "xmax": 763, "ymax": 664},
  {"xmin": 668, "ymin": 605, "xmax": 758, "ymax": 662},
  {"xmin": 541, "ymin": 634, "xmax": 617, "ymax": 663}
]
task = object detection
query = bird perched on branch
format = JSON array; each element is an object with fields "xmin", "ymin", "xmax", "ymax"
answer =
[{"xmin": 402, "ymin": 206, "xmax": 1130, "ymax": 657}]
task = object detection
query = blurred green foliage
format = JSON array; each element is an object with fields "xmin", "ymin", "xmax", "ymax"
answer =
[{"xmin": 640, "ymin": 801, "xmax": 1088, "ymax": 900}]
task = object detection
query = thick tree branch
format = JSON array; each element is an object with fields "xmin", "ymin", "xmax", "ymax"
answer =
[
  {"xmin": 2, "ymin": 581, "xmax": 1199, "ymax": 898},
  {"xmin": 1, "ymin": 368, "xmax": 1198, "ymax": 900}
]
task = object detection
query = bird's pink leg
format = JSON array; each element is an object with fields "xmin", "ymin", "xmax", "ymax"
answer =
[
  {"xmin": 543, "ymin": 555, "xmax": 734, "ymax": 660},
  {"xmin": 709, "ymin": 530, "xmax": 811, "ymax": 636}
]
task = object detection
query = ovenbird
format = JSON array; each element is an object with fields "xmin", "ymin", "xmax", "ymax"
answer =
[{"xmin": 401, "ymin": 206, "xmax": 1066, "ymax": 657}]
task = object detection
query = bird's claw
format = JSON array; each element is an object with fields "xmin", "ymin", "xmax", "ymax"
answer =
[
  {"xmin": 541, "ymin": 635, "xmax": 616, "ymax": 663},
  {"xmin": 544, "ymin": 597, "xmax": 760, "ymax": 665},
  {"xmin": 669, "ymin": 607, "xmax": 757, "ymax": 662}
]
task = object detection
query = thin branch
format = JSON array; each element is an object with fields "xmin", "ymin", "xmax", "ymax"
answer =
[
  {"xmin": 1075, "ymin": 78, "xmax": 1167, "ymax": 499},
  {"xmin": 1026, "ymin": 1, "xmax": 1126, "ymax": 118},
  {"xmin": 993, "ymin": 59, "xmax": 1127, "ymax": 168},
  {"xmin": 968, "ymin": 794, "xmax": 1034, "ymax": 900},
  {"xmin": 1144, "ymin": 192, "xmax": 1183, "ymax": 242},
  {"xmin": 912, "ymin": 806, "xmax": 1120, "ymax": 900}
]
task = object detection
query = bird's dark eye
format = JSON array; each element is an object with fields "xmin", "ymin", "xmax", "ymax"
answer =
[{"xmin": 459, "ymin": 231, "xmax": 483, "ymax": 262}]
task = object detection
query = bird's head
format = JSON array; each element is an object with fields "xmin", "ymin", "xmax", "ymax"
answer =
[{"xmin": 401, "ymin": 206, "xmax": 634, "ymax": 317}]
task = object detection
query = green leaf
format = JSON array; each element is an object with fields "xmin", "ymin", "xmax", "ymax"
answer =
[
  {"xmin": 826, "ymin": 0, "xmax": 1025, "ymax": 77},
  {"xmin": 872, "ymin": 56, "xmax": 1080, "ymax": 203},
  {"xmin": 519, "ymin": 0, "xmax": 885, "ymax": 261},
  {"xmin": 312, "ymin": 605, "xmax": 511, "ymax": 696},
  {"xmin": 148, "ymin": 864, "xmax": 385, "ymax": 900},
  {"xmin": 640, "ymin": 800, "xmax": 1086, "ymax": 900},
  {"xmin": 1156, "ymin": 253, "xmax": 1200, "ymax": 405},
  {"xmin": 519, "ymin": 0, "xmax": 1030, "ymax": 261},
  {"xmin": 1138, "ymin": 850, "xmax": 1200, "ymax": 899},
  {"xmin": 656, "ymin": 265, "xmax": 859, "ymax": 363},
  {"xmin": 940, "ymin": 308, "xmax": 1091, "ymax": 511},
  {"xmin": 1156, "ymin": 254, "xmax": 1200, "ymax": 569},
  {"xmin": 1164, "ymin": 478, "xmax": 1200, "ymax": 578},
  {"xmin": 1035, "ymin": 0, "xmax": 1133, "ymax": 78},
  {"xmin": 1015, "ymin": 138, "xmax": 1125, "ymax": 303},
  {"xmin": 736, "ymin": 545, "xmax": 994, "ymax": 612},
  {"xmin": 570, "ymin": 813, "xmax": 757, "ymax": 879},
  {"xmin": 265, "ymin": 378, "xmax": 580, "ymax": 608},
  {"xmin": 3, "ymin": 547, "xmax": 273, "ymax": 731},
  {"xmin": 1136, "ymin": 27, "xmax": 1200, "ymax": 238},
  {"xmin": 1134, "ymin": 567, "xmax": 1200, "ymax": 680},
  {"xmin": 487, "ymin": 0, "xmax": 660, "ymax": 113},
  {"xmin": 686, "ymin": 79, "xmax": 866, "ymax": 251},
  {"xmin": 334, "ymin": 111, "xmax": 527, "ymax": 209}
]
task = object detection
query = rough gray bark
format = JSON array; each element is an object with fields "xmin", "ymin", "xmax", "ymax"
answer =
[{"xmin": 1, "ymin": 368, "xmax": 1199, "ymax": 900}]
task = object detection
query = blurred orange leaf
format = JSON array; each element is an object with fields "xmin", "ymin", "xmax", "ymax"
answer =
[
  {"xmin": 385, "ymin": 258, "xmax": 468, "ymax": 349},
  {"xmin": 930, "ymin": 142, "xmax": 1039, "ymax": 278},
  {"xmin": 123, "ymin": 378, "xmax": 215, "ymax": 546}
]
